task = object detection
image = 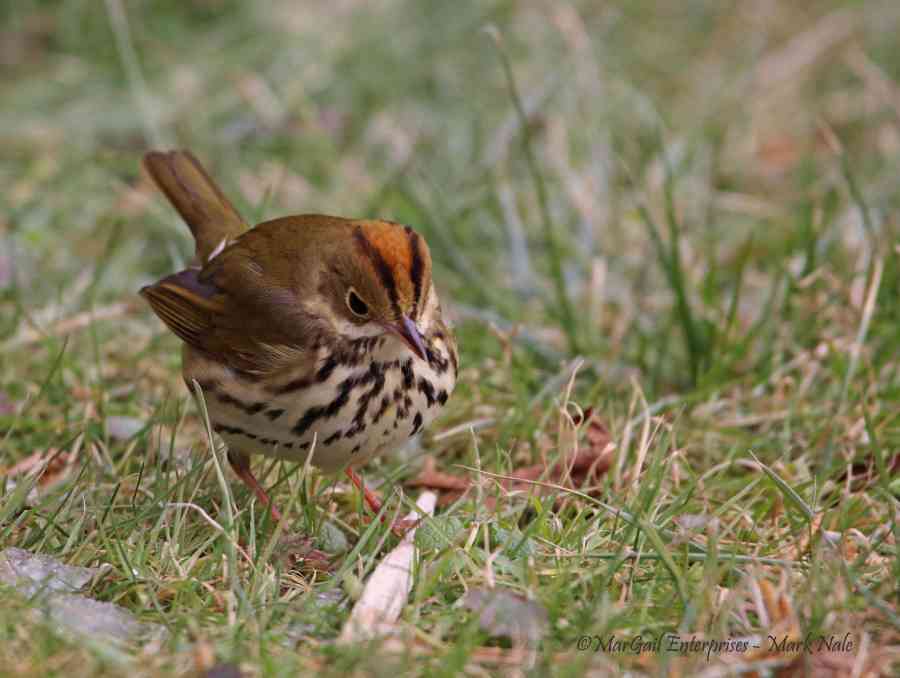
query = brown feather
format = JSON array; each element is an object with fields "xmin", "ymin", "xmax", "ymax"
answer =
[
  {"xmin": 140, "ymin": 271, "xmax": 222, "ymax": 349},
  {"xmin": 143, "ymin": 150, "xmax": 247, "ymax": 262}
]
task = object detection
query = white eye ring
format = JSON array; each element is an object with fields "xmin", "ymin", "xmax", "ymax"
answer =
[{"xmin": 346, "ymin": 288, "xmax": 370, "ymax": 318}]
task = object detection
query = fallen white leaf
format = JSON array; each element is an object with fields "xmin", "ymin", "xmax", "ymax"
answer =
[{"xmin": 339, "ymin": 491, "xmax": 437, "ymax": 642}]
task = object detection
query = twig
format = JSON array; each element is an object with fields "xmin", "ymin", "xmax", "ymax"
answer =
[{"xmin": 4, "ymin": 301, "xmax": 133, "ymax": 350}]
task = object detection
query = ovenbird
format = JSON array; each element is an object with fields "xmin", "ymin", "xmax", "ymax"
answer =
[{"xmin": 140, "ymin": 150, "xmax": 457, "ymax": 522}]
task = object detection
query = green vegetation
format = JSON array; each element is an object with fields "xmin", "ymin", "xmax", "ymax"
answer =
[{"xmin": 1, "ymin": 1, "xmax": 899, "ymax": 675}]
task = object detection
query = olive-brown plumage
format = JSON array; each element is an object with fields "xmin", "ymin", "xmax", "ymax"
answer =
[{"xmin": 141, "ymin": 150, "xmax": 457, "ymax": 521}]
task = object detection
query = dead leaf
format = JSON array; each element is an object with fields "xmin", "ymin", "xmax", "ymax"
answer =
[
  {"xmin": 757, "ymin": 134, "xmax": 802, "ymax": 175},
  {"xmin": 340, "ymin": 491, "xmax": 436, "ymax": 642},
  {"xmin": 1, "ymin": 448, "xmax": 74, "ymax": 490},
  {"xmin": 273, "ymin": 534, "xmax": 332, "ymax": 573},
  {"xmin": 407, "ymin": 456, "xmax": 469, "ymax": 492},
  {"xmin": 740, "ymin": 577, "xmax": 806, "ymax": 676},
  {"xmin": 463, "ymin": 587, "xmax": 549, "ymax": 647},
  {"xmin": 1, "ymin": 451, "xmax": 45, "ymax": 478},
  {"xmin": 407, "ymin": 414, "xmax": 614, "ymax": 509},
  {"xmin": 204, "ymin": 664, "xmax": 243, "ymax": 678},
  {"xmin": 835, "ymin": 452, "xmax": 900, "ymax": 494}
]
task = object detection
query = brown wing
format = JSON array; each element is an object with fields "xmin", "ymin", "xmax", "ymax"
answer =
[
  {"xmin": 141, "ymin": 227, "xmax": 324, "ymax": 375},
  {"xmin": 140, "ymin": 269, "xmax": 223, "ymax": 350}
]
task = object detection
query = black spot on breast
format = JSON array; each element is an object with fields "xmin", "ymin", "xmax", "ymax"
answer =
[
  {"xmin": 372, "ymin": 395, "xmax": 392, "ymax": 426},
  {"xmin": 345, "ymin": 362, "xmax": 388, "ymax": 439},
  {"xmin": 211, "ymin": 422, "xmax": 257, "ymax": 441},
  {"xmin": 266, "ymin": 408, "xmax": 285, "ymax": 421},
  {"xmin": 292, "ymin": 364, "xmax": 384, "ymax": 436},
  {"xmin": 417, "ymin": 378, "xmax": 436, "ymax": 407},
  {"xmin": 425, "ymin": 346, "xmax": 449, "ymax": 374},
  {"xmin": 397, "ymin": 394, "xmax": 412, "ymax": 421},
  {"xmin": 272, "ymin": 376, "xmax": 312, "ymax": 394},
  {"xmin": 437, "ymin": 390, "xmax": 449, "ymax": 406},
  {"xmin": 401, "ymin": 359, "xmax": 414, "ymax": 389},
  {"xmin": 293, "ymin": 407, "xmax": 324, "ymax": 437},
  {"xmin": 411, "ymin": 412, "xmax": 423, "ymax": 435},
  {"xmin": 322, "ymin": 431, "xmax": 342, "ymax": 446},
  {"xmin": 215, "ymin": 391, "xmax": 267, "ymax": 416},
  {"xmin": 315, "ymin": 355, "xmax": 338, "ymax": 382}
]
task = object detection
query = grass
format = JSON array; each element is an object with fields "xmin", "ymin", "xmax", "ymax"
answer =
[{"xmin": 2, "ymin": 0, "xmax": 900, "ymax": 675}]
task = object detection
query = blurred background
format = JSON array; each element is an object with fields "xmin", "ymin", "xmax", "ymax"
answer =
[{"xmin": 2, "ymin": 0, "xmax": 899, "ymax": 394}]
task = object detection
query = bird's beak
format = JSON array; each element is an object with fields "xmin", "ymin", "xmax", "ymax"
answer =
[{"xmin": 386, "ymin": 316, "xmax": 427, "ymax": 361}]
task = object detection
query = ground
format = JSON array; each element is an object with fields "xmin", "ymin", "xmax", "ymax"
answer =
[{"xmin": 1, "ymin": 1, "xmax": 899, "ymax": 676}]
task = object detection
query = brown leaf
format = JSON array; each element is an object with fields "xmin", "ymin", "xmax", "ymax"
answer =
[
  {"xmin": 273, "ymin": 534, "xmax": 332, "ymax": 573},
  {"xmin": 743, "ymin": 577, "xmax": 805, "ymax": 673},
  {"xmin": 1, "ymin": 451, "xmax": 44, "ymax": 477},
  {"xmin": 1, "ymin": 448, "xmax": 73, "ymax": 489},
  {"xmin": 757, "ymin": 134, "xmax": 802, "ymax": 175},
  {"xmin": 406, "ymin": 414, "xmax": 614, "ymax": 508},
  {"xmin": 407, "ymin": 456, "xmax": 469, "ymax": 491},
  {"xmin": 523, "ymin": 413, "xmax": 613, "ymax": 486},
  {"xmin": 836, "ymin": 452, "xmax": 900, "ymax": 494},
  {"xmin": 204, "ymin": 665, "xmax": 243, "ymax": 678},
  {"xmin": 570, "ymin": 405, "xmax": 593, "ymax": 427}
]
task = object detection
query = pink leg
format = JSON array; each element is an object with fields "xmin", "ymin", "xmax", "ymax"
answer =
[
  {"xmin": 228, "ymin": 451, "xmax": 282, "ymax": 521},
  {"xmin": 344, "ymin": 467, "xmax": 420, "ymax": 535}
]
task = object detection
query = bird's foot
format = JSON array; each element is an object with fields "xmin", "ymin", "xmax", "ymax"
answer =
[{"xmin": 345, "ymin": 467, "xmax": 420, "ymax": 536}]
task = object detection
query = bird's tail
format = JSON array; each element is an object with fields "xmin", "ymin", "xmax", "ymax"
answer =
[{"xmin": 143, "ymin": 150, "xmax": 247, "ymax": 262}]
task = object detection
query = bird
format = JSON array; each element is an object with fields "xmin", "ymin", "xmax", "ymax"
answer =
[{"xmin": 140, "ymin": 150, "xmax": 457, "ymax": 526}]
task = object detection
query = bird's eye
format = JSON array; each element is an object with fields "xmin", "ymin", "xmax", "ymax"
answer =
[{"xmin": 346, "ymin": 288, "xmax": 369, "ymax": 317}]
